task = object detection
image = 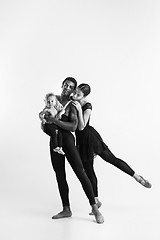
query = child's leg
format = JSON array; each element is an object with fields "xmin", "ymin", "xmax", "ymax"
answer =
[
  {"xmin": 57, "ymin": 131, "xmax": 64, "ymax": 155},
  {"xmin": 57, "ymin": 130, "xmax": 63, "ymax": 147},
  {"xmin": 43, "ymin": 123, "xmax": 58, "ymax": 149}
]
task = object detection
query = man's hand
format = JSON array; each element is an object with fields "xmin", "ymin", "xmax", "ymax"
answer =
[{"xmin": 46, "ymin": 116, "xmax": 58, "ymax": 125}]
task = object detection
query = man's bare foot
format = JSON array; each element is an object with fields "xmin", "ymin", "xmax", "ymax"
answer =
[{"xmin": 52, "ymin": 207, "xmax": 72, "ymax": 219}]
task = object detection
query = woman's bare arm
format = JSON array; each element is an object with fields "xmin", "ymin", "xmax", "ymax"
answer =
[{"xmin": 72, "ymin": 101, "xmax": 91, "ymax": 130}]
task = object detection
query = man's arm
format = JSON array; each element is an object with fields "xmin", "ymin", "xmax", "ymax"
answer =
[{"xmin": 46, "ymin": 104, "xmax": 78, "ymax": 132}]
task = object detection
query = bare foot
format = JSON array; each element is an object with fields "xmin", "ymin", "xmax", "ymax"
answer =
[
  {"xmin": 53, "ymin": 147, "xmax": 59, "ymax": 153},
  {"xmin": 133, "ymin": 174, "xmax": 152, "ymax": 188},
  {"xmin": 58, "ymin": 147, "xmax": 65, "ymax": 155},
  {"xmin": 89, "ymin": 200, "xmax": 102, "ymax": 215},
  {"xmin": 52, "ymin": 209, "xmax": 72, "ymax": 219},
  {"xmin": 93, "ymin": 211, "xmax": 104, "ymax": 224},
  {"xmin": 92, "ymin": 205, "xmax": 104, "ymax": 224},
  {"xmin": 53, "ymin": 147, "xmax": 65, "ymax": 155}
]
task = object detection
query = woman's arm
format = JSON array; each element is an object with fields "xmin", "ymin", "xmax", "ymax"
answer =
[
  {"xmin": 78, "ymin": 109, "xmax": 91, "ymax": 130},
  {"xmin": 72, "ymin": 101, "xmax": 91, "ymax": 130}
]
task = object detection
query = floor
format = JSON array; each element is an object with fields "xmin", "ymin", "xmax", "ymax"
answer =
[
  {"xmin": 1, "ymin": 149, "xmax": 159, "ymax": 240},
  {"xmin": 0, "ymin": 186, "xmax": 159, "ymax": 240}
]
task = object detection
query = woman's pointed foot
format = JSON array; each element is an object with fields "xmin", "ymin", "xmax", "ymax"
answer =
[
  {"xmin": 89, "ymin": 200, "xmax": 102, "ymax": 215},
  {"xmin": 135, "ymin": 175, "xmax": 152, "ymax": 188},
  {"xmin": 92, "ymin": 211, "xmax": 104, "ymax": 224},
  {"xmin": 92, "ymin": 204, "xmax": 104, "ymax": 224}
]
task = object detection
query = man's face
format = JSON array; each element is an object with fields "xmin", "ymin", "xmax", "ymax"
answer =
[{"xmin": 61, "ymin": 80, "xmax": 75, "ymax": 97}]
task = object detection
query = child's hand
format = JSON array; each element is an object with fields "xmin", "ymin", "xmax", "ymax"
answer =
[
  {"xmin": 42, "ymin": 119, "xmax": 46, "ymax": 124},
  {"xmin": 44, "ymin": 108, "xmax": 50, "ymax": 113},
  {"xmin": 57, "ymin": 109, "xmax": 65, "ymax": 120}
]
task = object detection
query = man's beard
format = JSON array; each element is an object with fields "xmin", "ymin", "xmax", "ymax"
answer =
[
  {"xmin": 62, "ymin": 90, "xmax": 69, "ymax": 95},
  {"xmin": 62, "ymin": 89, "xmax": 72, "ymax": 97}
]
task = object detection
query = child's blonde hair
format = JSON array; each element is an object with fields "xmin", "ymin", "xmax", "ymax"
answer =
[{"xmin": 44, "ymin": 93, "xmax": 63, "ymax": 111}]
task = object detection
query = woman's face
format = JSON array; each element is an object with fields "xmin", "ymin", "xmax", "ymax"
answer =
[{"xmin": 72, "ymin": 88, "xmax": 84, "ymax": 101}]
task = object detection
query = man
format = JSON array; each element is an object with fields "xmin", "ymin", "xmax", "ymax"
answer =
[{"xmin": 44, "ymin": 77, "xmax": 104, "ymax": 224}]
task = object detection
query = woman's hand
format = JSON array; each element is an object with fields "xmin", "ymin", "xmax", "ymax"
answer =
[{"xmin": 72, "ymin": 101, "xmax": 82, "ymax": 112}]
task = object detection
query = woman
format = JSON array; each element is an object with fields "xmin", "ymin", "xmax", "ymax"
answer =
[{"xmin": 72, "ymin": 83, "xmax": 152, "ymax": 210}]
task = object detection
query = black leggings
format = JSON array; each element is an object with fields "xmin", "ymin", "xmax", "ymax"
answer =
[
  {"xmin": 44, "ymin": 123, "xmax": 62, "ymax": 148},
  {"xmin": 50, "ymin": 131, "xmax": 95, "ymax": 207},
  {"xmin": 82, "ymin": 147, "xmax": 135, "ymax": 197}
]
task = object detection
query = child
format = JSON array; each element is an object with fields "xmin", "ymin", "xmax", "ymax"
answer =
[{"xmin": 39, "ymin": 93, "xmax": 65, "ymax": 155}]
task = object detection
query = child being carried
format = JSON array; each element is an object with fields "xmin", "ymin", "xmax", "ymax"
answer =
[{"xmin": 39, "ymin": 93, "xmax": 65, "ymax": 155}]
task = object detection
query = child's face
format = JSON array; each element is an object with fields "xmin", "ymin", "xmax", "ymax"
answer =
[
  {"xmin": 72, "ymin": 88, "xmax": 84, "ymax": 101},
  {"xmin": 46, "ymin": 96, "xmax": 56, "ymax": 108}
]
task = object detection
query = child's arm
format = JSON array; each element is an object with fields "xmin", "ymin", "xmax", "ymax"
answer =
[
  {"xmin": 55, "ymin": 98, "xmax": 64, "ymax": 112},
  {"xmin": 56, "ymin": 108, "xmax": 65, "ymax": 120},
  {"xmin": 39, "ymin": 108, "xmax": 47, "ymax": 123},
  {"xmin": 39, "ymin": 110, "xmax": 45, "ymax": 121}
]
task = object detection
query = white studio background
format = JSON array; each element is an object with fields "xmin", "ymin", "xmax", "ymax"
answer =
[{"xmin": 0, "ymin": 0, "xmax": 160, "ymax": 240}]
